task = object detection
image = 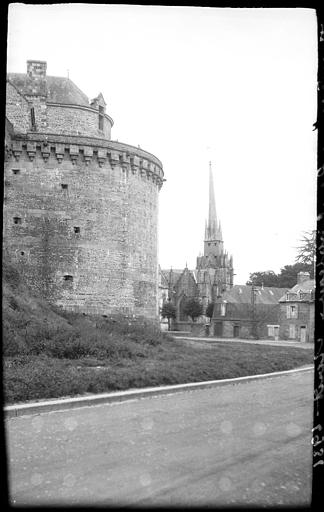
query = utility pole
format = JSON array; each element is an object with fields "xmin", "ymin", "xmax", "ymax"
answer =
[{"xmin": 251, "ymin": 284, "xmax": 258, "ymax": 339}]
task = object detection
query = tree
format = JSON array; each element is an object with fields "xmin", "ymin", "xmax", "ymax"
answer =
[
  {"xmin": 205, "ymin": 302, "xmax": 214, "ymax": 320},
  {"xmin": 277, "ymin": 263, "xmax": 314, "ymax": 288},
  {"xmin": 161, "ymin": 301, "xmax": 176, "ymax": 331},
  {"xmin": 183, "ymin": 298, "xmax": 203, "ymax": 322},
  {"xmin": 295, "ymin": 230, "xmax": 316, "ymax": 269},
  {"xmin": 246, "ymin": 271, "xmax": 280, "ymax": 287}
]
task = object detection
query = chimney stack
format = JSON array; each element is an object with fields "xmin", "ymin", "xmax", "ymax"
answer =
[{"xmin": 27, "ymin": 60, "xmax": 47, "ymax": 79}]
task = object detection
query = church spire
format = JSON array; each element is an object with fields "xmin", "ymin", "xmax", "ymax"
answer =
[{"xmin": 206, "ymin": 161, "xmax": 222, "ymax": 241}]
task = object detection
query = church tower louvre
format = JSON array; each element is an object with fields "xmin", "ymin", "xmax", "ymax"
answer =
[{"xmin": 196, "ymin": 162, "xmax": 234, "ymax": 302}]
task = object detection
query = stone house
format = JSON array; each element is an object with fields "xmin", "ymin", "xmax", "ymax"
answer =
[
  {"xmin": 278, "ymin": 272, "xmax": 315, "ymax": 342},
  {"xmin": 211, "ymin": 285, "xmax": 288, "ymax": 339}
]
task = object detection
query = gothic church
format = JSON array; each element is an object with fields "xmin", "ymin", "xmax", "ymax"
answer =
[{"xmin": 160, "ymin": 163, "xmax": 234, "ymax": 322}]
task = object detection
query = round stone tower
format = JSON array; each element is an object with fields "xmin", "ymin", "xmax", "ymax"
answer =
[{"xmin": 4, "ymin": 60, "xmax": 164, "ymax": 320}]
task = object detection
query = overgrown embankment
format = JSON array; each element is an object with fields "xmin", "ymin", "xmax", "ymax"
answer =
[{"xmin": 3, "ymin": 261, "xmax": 313, "ymax": 404}]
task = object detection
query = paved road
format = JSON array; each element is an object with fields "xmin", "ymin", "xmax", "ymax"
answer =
[
  {"xmin": 177, "ymin": 335, "xmax": 314, "ymax": 349},
  {"xmin": 5, "ymin": 370, "xmax": 313, "ymax": 506}
]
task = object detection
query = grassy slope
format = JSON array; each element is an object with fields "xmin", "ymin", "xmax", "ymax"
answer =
[{"xmin": 3, "ymin": 261, "xmax": 313, "ymax": 404}]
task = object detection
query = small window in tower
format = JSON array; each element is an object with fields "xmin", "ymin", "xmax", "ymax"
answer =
[
  {"xmin": 12, "ymin": 169, "xmax": 20, "ymax": 175},
  {"xmin": 13, "ymin": 217, "xmax": 22, "ymax": 225},
  {"xmin": 74, "ymin": 227, "xmax": 80, "ymax": 234},
  {"xmin": 63, "ymin": 275, "xmax": 73, "ymax": 281},
  {"xmin": 99, "ymin": 105, "xmax": 104, "ymax": 131},
  {"xmin": 30, "ymin": 107, "xmax": 36, "ymax": 130},
  {"xmin": 61, "ymin": 184, "xmax": 68, "ymax": 190}
]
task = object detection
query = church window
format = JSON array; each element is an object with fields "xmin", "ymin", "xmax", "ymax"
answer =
[
  {"xmin": 13, "ymin": 217, "xmax": 22, "ymax": 224},
  {"xmin": 220, "ymin": 303, "xmax": 226, "ymax": 316}
]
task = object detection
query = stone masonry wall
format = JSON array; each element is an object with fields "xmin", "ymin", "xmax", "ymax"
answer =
[
  {"xmin": 6, "ymin": 80, "xmax": 113, "ymax": 141},
  {"xmin": 47, "ymin": 105, "xmax": 112, "ymax": 139},
  {"xmin": 6, "ymin": 82, "xmax": 31, "ymax": 134},
  {"xmin": 3, "ymin": 135, "xmax": 163, "ymax": 320}
]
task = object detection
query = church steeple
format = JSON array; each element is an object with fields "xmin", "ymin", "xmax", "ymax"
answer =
[{"xmin": 205, "ymin": 161, "xmax": 222, "ymax": 242}]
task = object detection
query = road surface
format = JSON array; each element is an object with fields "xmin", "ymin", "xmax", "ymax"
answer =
[{"xmin": 5, "ymin": 370, "xmax": 313, "ymax": 506}]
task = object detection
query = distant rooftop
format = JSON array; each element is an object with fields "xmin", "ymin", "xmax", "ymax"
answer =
[{"xmin": 218, "ymin": 285, "xmax": 288, "ymax": 305}]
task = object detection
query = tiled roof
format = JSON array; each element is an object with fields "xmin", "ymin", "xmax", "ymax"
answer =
[
  {"xmin": 217, "ymin": 285, "xmax": 288, "ymax": 305},
  {"xmin": 278, "ymin": 279, "xmax": 315, "ymax": 302},
  {"xmin": 160, "ymin": 268, "xmax": 196, "ymax": 288},
  {"xmin": 8, "ymin": 73, "xmax": 90, "ymax": 107}
]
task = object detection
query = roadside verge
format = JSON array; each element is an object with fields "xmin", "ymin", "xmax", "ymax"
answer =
[{"xmin": 4, "ymin": 365, "xmax": 313, "ymax": 418}]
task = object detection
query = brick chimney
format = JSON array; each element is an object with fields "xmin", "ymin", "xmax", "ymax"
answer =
[
  {"xmin": 24, "ymin": 60, "xmax": 48, "ymax": 131},
  {"xmin": 27, "ymin": 60, "xmax": 47, "ymax": 79},
  {"xmin": 297, "ymin": 271, "xmax": 310, "ymax": 284}
]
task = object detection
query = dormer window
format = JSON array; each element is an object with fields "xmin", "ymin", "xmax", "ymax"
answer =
[{"xmin": 220, "ymin": 302, "xmax": 227, "ymax": 316}]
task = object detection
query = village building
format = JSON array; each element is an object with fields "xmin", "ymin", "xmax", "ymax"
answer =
[
  {"xmin": 278, "ymin": 271, "xmax": 315, "ymax": 342},
  {"xmin": 212, "ymin": 285, "xmax": 289, "ymax": 339}
]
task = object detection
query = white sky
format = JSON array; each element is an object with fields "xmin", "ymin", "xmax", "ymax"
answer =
[{"xmin": 6, "ymin": 4, "xmax": 318, "ymax": 284}]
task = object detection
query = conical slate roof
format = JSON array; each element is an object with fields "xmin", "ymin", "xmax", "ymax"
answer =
[{"xmin": 8, "ymin": 73, "xmax": 90, "ymax": 107}]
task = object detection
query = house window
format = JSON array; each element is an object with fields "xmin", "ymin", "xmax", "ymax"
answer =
[
  {"xmin": 267, "ymin": 325, "xmax": 280, "ymax": 337},
  {"xmin": 220, "ymin": 303, "xmax": 226, "ymax": 316},
  {"xmin": 99, "ymin": 105, "xmax": 104, "ymax": 131},
  {"xmin": 74, "ymin": 227, "xmax": 80, "ymax": 234},
  {"xmin": 12, "ymin": 169, "xmax": 20, "ymax": 175},
  {"xmin": 287, "ymin": 305, "xmax": 298, "ymax": 319},
  {"xmin": 61, "ymin": 184, "xmax": 68, "ymax": 190},
  {"xmin": 13, "ymin": 217, "xmax": 22, "ymax": 225},
  {"xmin": 63, "ymin": 275, "xmax": 73, "ymax": 281}
]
